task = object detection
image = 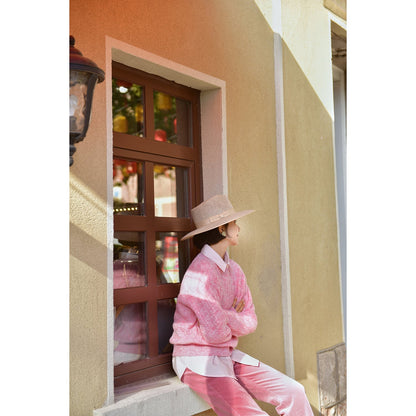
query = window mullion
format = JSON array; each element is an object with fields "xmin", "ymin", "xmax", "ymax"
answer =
[{"xmin": 145, "ymin": 157, "xmax": 159, "ymax": 358}]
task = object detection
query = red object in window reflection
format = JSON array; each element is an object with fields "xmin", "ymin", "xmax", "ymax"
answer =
[
  {"xmin": 154, "ymin": 129, "xmax": 167, "ymax": 142},
  {"xmin": 113, "ymin": 159, "xmax": 138, "ymax": 179},
  {"xmin": 116, "ymin": 80, "xmax": 132, "ymax": 89},
  {"xmin": 162, "ymin": 236, "xmax": 179, "ymax": 284}
]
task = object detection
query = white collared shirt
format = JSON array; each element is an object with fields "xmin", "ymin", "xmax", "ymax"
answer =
[
  {"xmin": 173, "ymin": 349, "xmax": 259, "ymax": 380},
  {"xmin": 201, "ymin": 243, "xmax": 229, "ymax": 271}
]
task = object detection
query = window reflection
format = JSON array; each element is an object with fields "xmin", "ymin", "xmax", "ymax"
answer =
[
  {"xmin": 113, "ymin": 159, "xmax": 145, "ymax": 215},
  {"xmin": 156, "ymin": 233, "xmax": 179, "ymax": 284},
  {"xmin": 114, "ymin": 231, "xmax": 146, "ymax": 288},
  {"xmin": 112, "ymin": 79, "xmax": 144, "ymax": 137},
  {"xmin": 157, "ymin": 299, "xmax": 176, "ymax": 354},
  {"xmin": 154, "ymin": 165, "xmax": 188, "ymax": 217},
  {"xmin": 153, "ymin": 91, "xmax": 191, "ymax": 146},
  {"xmin": 114, "ymin": 303, "xmax": 147, "ymax": 365},
  {"xmin": 156, "ymin": 232, "xmax": 190, "ymax": 285}
]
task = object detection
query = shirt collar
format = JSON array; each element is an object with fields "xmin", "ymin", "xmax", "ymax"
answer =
[{"xmin": 201, "ymin": 244, "xmax": 230, "ymax": 272}]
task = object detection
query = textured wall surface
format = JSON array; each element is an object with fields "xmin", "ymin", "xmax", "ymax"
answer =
[{"xmin": 280, "ymin": 0, "xmax": 344, "ymax": 412}]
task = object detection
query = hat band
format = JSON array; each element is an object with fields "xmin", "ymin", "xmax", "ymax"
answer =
[{"xmin": 198, "ymin": 208, "xmax": 235, "ymax": 227}]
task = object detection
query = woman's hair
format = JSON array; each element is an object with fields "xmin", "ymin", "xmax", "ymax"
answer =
[{"xmin": 192, "ymin": 225, "xmax": 227, "ymax": 250}]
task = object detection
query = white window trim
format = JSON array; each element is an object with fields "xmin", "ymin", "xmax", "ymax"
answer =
[
  {"xmin": 329, "ymin": 10, "xmax": 347, "ymax": 342},
  {"xmin": 332, "ymin": 63, "xmax": 347, "ymax": 341},
  {"xmin": 271, "ymin": 0, "xmax": 295, "ymax": 379},
  {"xmin": 102, "ymin": 36, "xmax": 227, "ymax": 412}
]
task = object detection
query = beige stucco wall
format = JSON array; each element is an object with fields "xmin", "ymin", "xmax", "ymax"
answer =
[
  {"xmin": 281, "ymin": 0, "xmax": 344, "ymax": 411},
  {"xmin": 70, "ymin": 81, "xmax": 109, "ymax": 414},
  {"xmin": 253, "ymin": 1, "xmax": 345, "ymax": 413},
  {"xmin": 70, "ymin": 1, "xmax": 283, "ymax": 415}
]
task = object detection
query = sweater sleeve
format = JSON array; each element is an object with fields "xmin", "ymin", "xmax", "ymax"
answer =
[
  {"xmin": 225, "ymin": 264, "xmax": 258, "ymax": 337},
  {"xmin": 177, "ymin": 267, "xmax": 233, "ymax": 345}
]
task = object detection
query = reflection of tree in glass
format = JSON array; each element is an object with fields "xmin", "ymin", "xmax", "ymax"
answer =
[
  {"xmin": 112, "ymin": 79, "xmax": 144, "ymax": 136},
  {"xmin": 154, "ymin": 92, "xmax": 177, "ymax": 144}
]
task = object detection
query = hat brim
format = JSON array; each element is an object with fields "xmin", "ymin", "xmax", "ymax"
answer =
[{"xmin": 181, "ymin": 209, "xmax": 255, "ymax": 241}]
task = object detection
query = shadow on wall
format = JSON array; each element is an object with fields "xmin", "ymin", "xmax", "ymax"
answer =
[
  {"xmin": 276, "ymin": 36, "xmax": 344, "ymax": 414},
  {"xmin": 70, "ymin": 221, "xmax": 109, "ymax": 277},
  {"xmin": 70, "ymin": 172, "xmax": 110, "ymax": 278},
  {"xmin": 70, "ymin": 173, "xmax": 111, "ymax": 416}
]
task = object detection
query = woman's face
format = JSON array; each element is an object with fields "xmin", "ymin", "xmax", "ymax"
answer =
[{"xmin": 225, "ymin": 220, "xmax": 240, "ymax": 246}]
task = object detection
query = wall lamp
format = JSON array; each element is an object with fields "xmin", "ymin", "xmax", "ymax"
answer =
[{"xmin": 70, "ymin": 35, "xmax": 105, "ymax": 166}]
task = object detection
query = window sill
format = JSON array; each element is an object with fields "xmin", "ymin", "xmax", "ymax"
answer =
[{"xmin": 93, "ymin": 375, "xmax": 210, "ymax": 416}]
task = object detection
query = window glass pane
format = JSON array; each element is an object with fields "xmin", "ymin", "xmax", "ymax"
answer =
[
  {"xmin": 153, "ymin": 91, "xmax": 192, "ymax": 146},
  {"xmin": 114, "ymin": 231, "xmax": 146, "ymax": 288},
  {"xmin": 156, "ymin": 232, "xmax": 190, "ymax": 285},
  {"xmin": 114, "ymin": 302, "xmax": 147, "ymax": 365},
  {"xmin": 157, "ymin": 299, "xmax": 176, "ymax": 354},
  {"xmin": 154, "ymin": 165, "xmax": 189, "ymax": 217},
  {"xmin": 113, "ymin": 159, "xmax": 145, "ymax": 215},
  {"xmin": 112, "ymin": 79, "xmax": 145, "ymax": 137}
]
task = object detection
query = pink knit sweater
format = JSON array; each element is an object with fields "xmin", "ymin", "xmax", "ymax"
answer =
[{"xmin": 170, "ymin": 245, "xmax": 258, "ymax": 357}]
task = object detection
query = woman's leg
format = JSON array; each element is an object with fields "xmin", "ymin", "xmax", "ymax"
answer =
[
  {"xmin": 234, "ymin": 361, "xmax": 314, "ymax": 416},
  {"xmin": 181, "ymin": 368, "xmax": 268, "ymax": 416}
]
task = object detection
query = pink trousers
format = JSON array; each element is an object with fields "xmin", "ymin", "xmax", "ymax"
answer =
[{"xmin": 181, "ymin": 361, "xmax": 314, "ymax": 416}]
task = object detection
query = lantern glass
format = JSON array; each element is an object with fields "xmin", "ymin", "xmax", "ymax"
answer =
[
  {"xmin": 70, "ymin": 70, "xmax": 99, "ymax": 142},
  {"xmin": 70, "ymin": 70, "xmax": 88, "ymax": 133}
]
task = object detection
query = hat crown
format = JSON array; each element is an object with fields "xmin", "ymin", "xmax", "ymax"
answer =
[
  {"xmin": 181, "ymin": 194, "xmax": 254, "ymax": 241},
  {"xmin": 192, "ymin": 195, "xmax": 235, "ymax": 228}
]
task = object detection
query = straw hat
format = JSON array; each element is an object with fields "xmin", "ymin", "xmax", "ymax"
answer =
[{"xmin": 181, "ymin": 194, "xmax": 255, "ymax": 241}]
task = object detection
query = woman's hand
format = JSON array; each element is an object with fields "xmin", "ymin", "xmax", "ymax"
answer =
[{"xmin": 232, "ymin": 297, "xmax": 245, "ymax": 313}]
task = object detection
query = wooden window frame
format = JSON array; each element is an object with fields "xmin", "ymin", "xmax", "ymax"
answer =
[{"xmin": 112, "ymin": 62, "xmax": 203, "ymax": 386}]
